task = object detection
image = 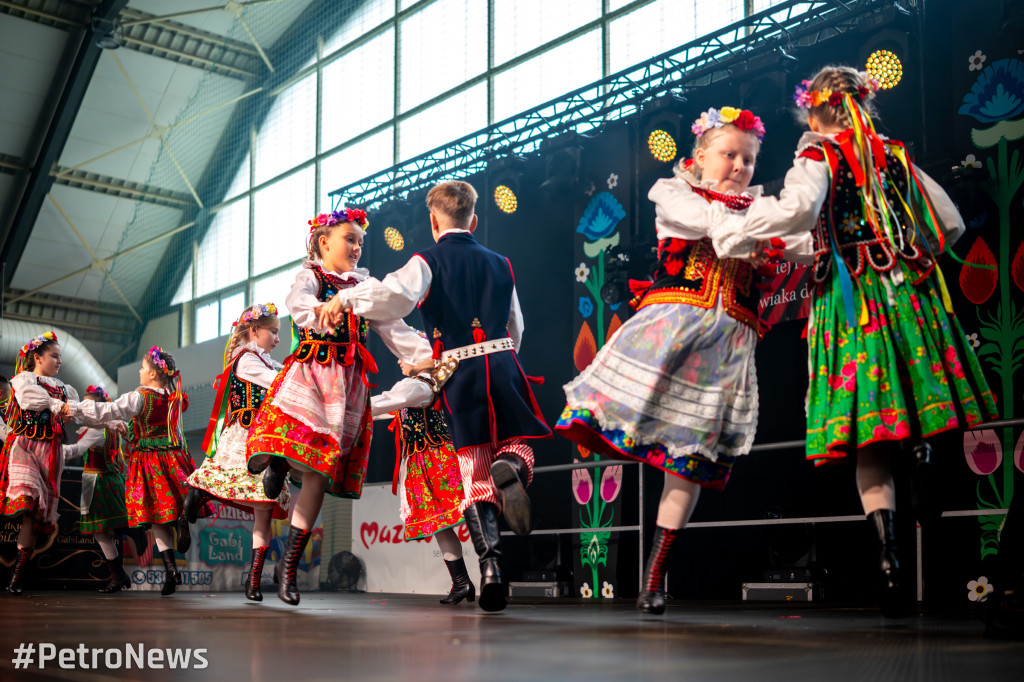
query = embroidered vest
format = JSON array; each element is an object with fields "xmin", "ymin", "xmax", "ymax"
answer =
[
  {"xmin": 84, "ymin": 428, "xmax": 120, "ymax": 474},
  {"xmin": 293, "ymin": 264, "xmax": 370, "ymax": 364},
  {"xmin": 805, "ymin": 139, "xmax": 935, "ymax": 287},
  {"xmin": 225, "ymin": 349, "xmax": 271, "ymax": 430},
  {"xmin": 130, "ymin": 388, "xmax": 187, "ymax": 451},
  {"xmin": 633, "ymin": 237, "xmax": 760, "ymax": 335},
  {"xmin": 397, "ymin": 406, "xmax": 452, "ymax": 459},
  {"xmin": 8, "ymin": 378, "xmax": 67, "ymax": 440}
]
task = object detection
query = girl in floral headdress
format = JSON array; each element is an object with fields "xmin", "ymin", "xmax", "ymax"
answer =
[
  {"xmin": 712, "ymin": 66, "xmax": 997, "ymax": 617},
  {"xmin": 62, "ymin": 385, "xmax": 147, "ymax": 593},
  {"xmin": 557, "ymin": 106, "xmax": 777, "ymax": 615},
  {"xmin": 68, "ymin": 346, "xmax": 215, "ymax": 596},
  {"xmin": 184, "ymin": 302, "xmax": 289, "ymax": 602},
  {"xmin": 1, "ymin": 331, "xmax": 76, "ymax": 594},
  {"xmin": 245, "ymin": 208, "xmax": 432, "ymax": 605}
]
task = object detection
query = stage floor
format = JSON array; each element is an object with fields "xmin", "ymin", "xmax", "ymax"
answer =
[{"xmin": 0, "ymin": 592, "xmax": 1021, "ymax": 681}]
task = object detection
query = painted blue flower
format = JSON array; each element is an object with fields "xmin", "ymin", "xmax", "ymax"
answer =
[
  {"xmin": 577, "ymin": 191, "xmax": 626, "ymax": 241},
  {"xmin": 578, "ymin": 296, "xmax": 594, "ymax": 318},
  {"xmin": 959, "ymin": 58, "xmax": 1024, "ymax": 123},
  {"xmin": 968, "ymin": 210, "xmax": 987, "ymax": 228}
]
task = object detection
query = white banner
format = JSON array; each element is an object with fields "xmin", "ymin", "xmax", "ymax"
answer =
[
  {"xmin": 351, "ymin": 484, "xmax": 479, "ymax": 595},
  {"xmin": 126, "ymin": 505, "xmax": 321, "ymax": 592}
]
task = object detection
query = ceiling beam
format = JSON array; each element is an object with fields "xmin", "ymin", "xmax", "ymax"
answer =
[
  {"xmin": 116, "ymin": 7, "xmax": 262, "ymax": 80},
  {"xmin": 51, "ymin": 167, "xmax": 193, "ymax": 208},
  {"xmin": 0, "ymin": 0, "xmax": 92, "ymax": 29},
  {"xmin": 0, "ymin": 0, "xmax": 130, "ymax": 289}
]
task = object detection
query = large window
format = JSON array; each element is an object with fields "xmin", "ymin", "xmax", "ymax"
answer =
[{"xmin": 172, "ymin": 0, "xmax": 752, "ymax": 344}]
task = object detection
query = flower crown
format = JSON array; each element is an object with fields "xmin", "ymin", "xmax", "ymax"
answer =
[
  {"xmin": 793, "ymin": 72, "xmax": 880, "ymax": 109},
  {"xmin": 691, "ymin": 107, "xmax": 766, "ymax": 141},
  {"xmin": 86, "ymin": 385, "xmax": 110, "ymax": 400},
  {"xmin": 147, "ymin": 346, "xmax": 179, "ymax": 377},
  {"xmin": 234, "ymin": 302, "xmax": 278, "ymax": 327},
  {"xmin": 308, "ymin": 208, "xmax": 369, "ymax": 232},
  {"xmin": 21, "ymin": 331, "xmax": 57, "ymax": 357}
]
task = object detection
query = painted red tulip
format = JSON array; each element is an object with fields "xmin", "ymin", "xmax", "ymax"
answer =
[
  {"xmin": 600, "ymin": 465, "xmax": 623, "ymax": 503},
  {"xmin": 572, "ymin": 463, "xmax": 593, "ymax": 505},
  {"xmin": 959, "ymin": 237, "xmax": 998, "ymax": 305},
  {"xmin": 964, "ymin": 429, "xmax": 1003, "ymax": 475},
  {"xmin": 1012, "ymin": 241, "xmax": 1024, "ymax": 293},
  {"xmin": 574, "ymin": 322, "xmax": 597, "ymax": 372}
]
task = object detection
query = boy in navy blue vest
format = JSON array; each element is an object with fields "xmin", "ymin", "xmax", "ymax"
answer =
[{"xmin": 322, "ymin": 181, "xmax": 550, "ymax": 612}]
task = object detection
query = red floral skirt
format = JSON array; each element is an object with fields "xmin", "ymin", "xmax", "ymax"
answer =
[
  {"xmin": 246, "ymin": 398, "xmax": 373, "ymax": 500},
  {"xmin": 126, "ymin": 447, "xmax": 214, "ymax": 527}
]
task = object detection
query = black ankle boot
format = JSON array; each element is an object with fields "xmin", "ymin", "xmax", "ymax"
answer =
[
  {"xmin": 907, "ymin": 442, "xmax": 940, "ymax": 525},
  {"xmin": 99, "ymin": 554, "xmax": 131, "ymax": 593},
  {"xmin": 637, "ymin": 527, "xmax": 679, "ymax": 614},
  {"xmin": 491, "ymin": 453, "xmax": 532, "ymax": 536},
  {"xmin": 7, "ymin": 547, "xmax": 30, "ymax": 595},
  {"xmin": 462, "ymin": 503, "xmax": 506, "ymax": 612},
  {"xmin": 274, "ymin": 526, "xmax": 311, "ymax": 605},
  {"xmin": 160, "ymin": 549, "xmax": 182, "ymax": 596},
  {"xmin": 262, "ymin": 457, "xmax": 290, "ymax": 501},
  {"xmin": 246, "ymin": 546, "xmax": 269, "ymax": 602},
  {"xmin": 440, "ymin": 557, "xmax": 476, "ymax": 605},
  {"xmin": 175, "ymin": 513, "xmax": 192, "ymax": 554},
  {"xmin": 867, "ymin": 509, "xmax": 912, "ymax": 618},
  {"xmin": 183, "ymin": 486, "xmax": 212, "ymax": 524},
  {"xmin": 121, "ymin": 526, "xmax": 148, "ymax": 559}
]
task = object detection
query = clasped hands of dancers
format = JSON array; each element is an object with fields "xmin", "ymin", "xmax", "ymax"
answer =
[{"xmin": 2, "ymin": 65, "xmax": 1016, "ymax": 631}]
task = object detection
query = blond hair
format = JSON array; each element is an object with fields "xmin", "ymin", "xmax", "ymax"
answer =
[
  {"xmin": 801, "ymin": 65, "xmax": 879, "ymax": 129},
  {"xmin": 426, "ymin": 181, "xmax": 478, "ymax": 228},
  {"xmin": 224, "ymin": 305, "xmax": 280, "ymax": 366},
  {"xmin": 683, "ymin": 125, "xmax": 762, "ymax": 181}
]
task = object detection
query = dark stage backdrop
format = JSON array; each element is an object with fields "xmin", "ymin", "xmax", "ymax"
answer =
[{"xmin": 356, "ymin": 0, "xmax": 1022, "ymax": 606}]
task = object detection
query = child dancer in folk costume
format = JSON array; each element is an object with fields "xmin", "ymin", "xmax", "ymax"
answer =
[
  {"xmin": 557, "ymin": 107, "xmax": 775, "ymax": 614},
  {"xmin": 321, "ymin": 182, "xmax": 552, "ymax": 612},
  {"xmin": 184, "ymin": 303, "xmax": 290, "ymax": 602},
  {"xmin": 68, "ymin": 347, "xmax": 215, "ymax": 596},
  {"xmin": 716, "ymin": 66, "xmax": 997, "ymax": 616},
  {"xmin": 62, "ymin": 385, "xmax": 143, "ymax": 593},
  {"xmin": 246, "ymin": 208, "xmax": 433, "ymax": 606},
  {"xmin": 0, "ymin": 375, "xmax": 12, "ymax": 441},
  {"xmin": 1, "ymin": 332, "xmax": 76, "ymax": 594},
  {"xmin": 372, "ymin": 372, "xmax": 474, "ymax": 604}
]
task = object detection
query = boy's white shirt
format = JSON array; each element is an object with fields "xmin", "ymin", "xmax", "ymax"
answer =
[{"xmin": 328, "ymin": 230, "xmax": 525, "ymax": 353}]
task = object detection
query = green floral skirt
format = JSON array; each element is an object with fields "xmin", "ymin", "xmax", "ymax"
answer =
[{"xmin": 806, "ymin": 263, "xmax": 997, "ymax": 464}]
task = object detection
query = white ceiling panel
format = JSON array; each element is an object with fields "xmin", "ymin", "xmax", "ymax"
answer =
[{"xmin": 0, "ymin": 13, "xmax": 65, "ymax": 94}]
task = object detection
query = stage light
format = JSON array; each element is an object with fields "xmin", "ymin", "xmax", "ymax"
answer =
[
  {"xmin": 384, "ymin": 226, "xmax": 405, "ymax": 251},
  {"xmin": 494, "ymin": 185, "xmax": 518, "ymax": 214},
  {"xmin": 647, "ymin": 129, "xmax": 677, "ymax": 163},
  {"xmin": 866, "ymin": 50, "xmax": 902, "ymax": 89}
]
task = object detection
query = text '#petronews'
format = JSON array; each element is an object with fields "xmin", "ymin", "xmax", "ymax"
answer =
[{"xmin": 12, "ymin": 643, "xmax": 208, "ymax": 670}]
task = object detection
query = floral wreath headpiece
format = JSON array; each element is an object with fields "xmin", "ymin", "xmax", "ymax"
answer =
[
  {"xmin": 20, "ymin": 331, "xmax": 58, "ymax": 358},
  {"xmin": 793, "ymin": 72, "xmax": 880, "ymax": 109},
  {"xmin": 234, "ymin": 302, "xmax": 278, "ymax": 327},
  {"xmin": 86, "ymin": 385, "xmax": 110, "ymax": 400},
  {"xmin": 691, "ymin": 107, "xmax": 766, "ymax": 141},
  {"xmin": 147, "ymin": 346, "xmax": 179, "ymax": 377},
  {"xmin": 308, "ymin": 208, "xmax": 369, "ymax": 232}
]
